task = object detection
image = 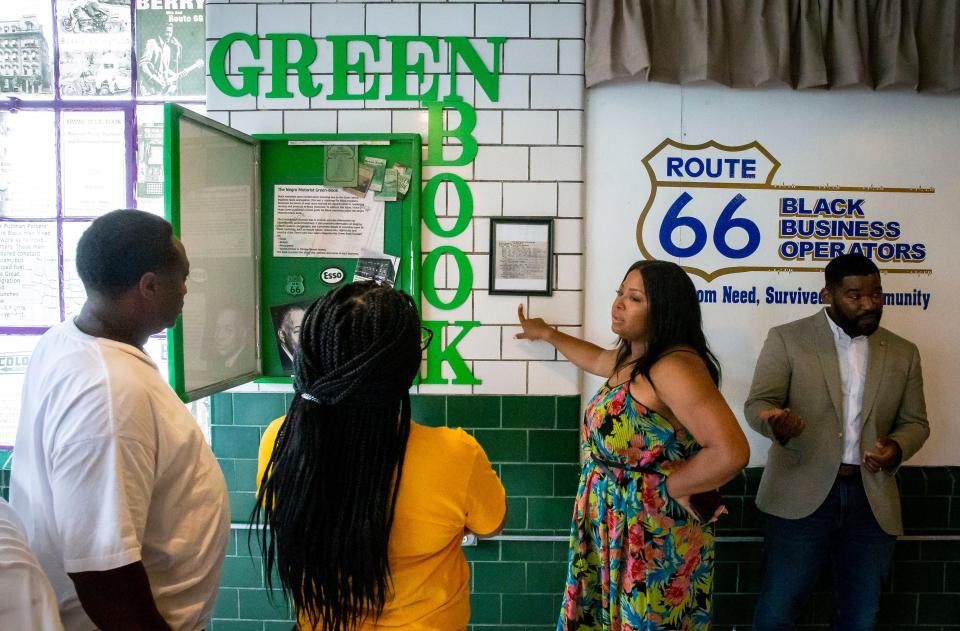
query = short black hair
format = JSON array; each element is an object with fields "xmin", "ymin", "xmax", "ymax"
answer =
[
  {"xmin": 824, "ymin": 253, "xmax": 879, "ymax": 288},
  {"xmin": 76, "ymin": 209, "xmax": 177, "ymax": 297}
]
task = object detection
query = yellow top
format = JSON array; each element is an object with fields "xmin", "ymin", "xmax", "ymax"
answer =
[{"xmin": 257, "ymin": 417, "xmax": 506, "ymax": 631}]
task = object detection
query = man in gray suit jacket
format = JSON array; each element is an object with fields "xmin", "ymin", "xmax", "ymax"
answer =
[{"xmin": 746, "ymin": 253, "xmax": 929, "ymax": 631}]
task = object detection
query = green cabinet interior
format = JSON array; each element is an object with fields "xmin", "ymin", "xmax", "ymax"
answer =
[{"xmin": 164, "ymin": 104, "xmax": 421, "ymax": 401}]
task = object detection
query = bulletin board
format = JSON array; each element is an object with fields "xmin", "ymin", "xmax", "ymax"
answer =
[{"xmin": 164, "ymin": 105, "xmax": 421, "ymax": 401}]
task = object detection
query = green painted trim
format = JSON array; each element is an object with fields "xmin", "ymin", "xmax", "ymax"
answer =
[
  {"xmin": 164, "ymin": 103, "xmax": 187, "ymax": 402},
  {"xmin": 406, "ymin": 134, "xmax": 423, "ymax": 308},
  {"xmin": 165, "ymin": 105, "xmax": 262, "ymax": 401},
  {"xmin": 251, "ymin": 132, "xmax": 418, "ymax": 142}
]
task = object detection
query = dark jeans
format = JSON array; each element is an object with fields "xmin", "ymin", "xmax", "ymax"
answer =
[{"xmin": 753, "ymin": 471, "xmax": 896, "ymax": 631}]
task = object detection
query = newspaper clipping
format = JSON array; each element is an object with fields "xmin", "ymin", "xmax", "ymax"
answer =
[
  {"xmin": 57, "ymin": 0, "xmax": 131, "ymax": 98},
  {"xmin": 60, "ymin": 111, "xmax": 127, "ymax": 216},
  {"xmin": 0, "ymin": 111, "xmax": 57, "ymax": 217},
  {"xmin": 136, "ymin": 2, "xmax": 205, "ymax": 98}
]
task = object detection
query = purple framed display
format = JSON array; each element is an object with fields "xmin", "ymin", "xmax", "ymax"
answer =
[{"xmin": 0, "ymin": 0, "xmax": 205, "ymax": 449}]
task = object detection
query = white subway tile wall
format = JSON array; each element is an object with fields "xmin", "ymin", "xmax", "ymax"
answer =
[
  {"xmin": 207, "ymin": 1, "xmax": 585, "ymax": 395},
  {"xmin": 473, "ymin": 360, "xmax": 528, "ymax": 395},
  {"xmin": 473, "ymin": 145, "xmax": 530, "ymax": 181},
  {"xmin": 258, "ymin": 5, "xmax": 311, "ymax": 36},
  {"xmin": 528, "ymin": 359, "xmax": 579, "ymax": 395},
  {"xmin": 503, "ymin": 182, "xmax": 558, "ymax": 216}
]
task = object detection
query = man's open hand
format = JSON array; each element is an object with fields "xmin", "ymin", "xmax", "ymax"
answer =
[{"xmin": 759, "ymin": 407, "xmax": 805, "ymax": 444}]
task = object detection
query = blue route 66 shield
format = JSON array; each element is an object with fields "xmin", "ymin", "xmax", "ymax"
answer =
[{"xmin": 637, "ymin": 139, "xmax": 780, "ymax": 281}]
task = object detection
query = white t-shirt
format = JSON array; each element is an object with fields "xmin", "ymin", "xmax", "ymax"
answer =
[
  {"xmin": 0, "ymin": 498, "xmax": 63, "ymax": 631},
  {"xmin": 10, "ymin": 320, "xmax": 230, "ymax": 631}
]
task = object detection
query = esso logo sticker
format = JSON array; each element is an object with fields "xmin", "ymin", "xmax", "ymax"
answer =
[{"xmin": 320, "ymin": 267, "xmax": 345, "ymax": 284}]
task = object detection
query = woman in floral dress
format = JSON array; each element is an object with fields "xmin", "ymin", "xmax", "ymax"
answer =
[{"xmin": 517, "ymin": 260, "xmax": 750, "ymax": 630}]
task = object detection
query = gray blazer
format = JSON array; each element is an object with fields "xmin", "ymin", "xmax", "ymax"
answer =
[{"xmin": 744, "ymin": 310, "xmax": 929, "ymax": 535}]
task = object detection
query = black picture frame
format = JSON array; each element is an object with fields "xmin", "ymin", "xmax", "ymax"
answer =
[{"xmin": 488, "ymin": 217, "xmax": 554, "ymax": 296}]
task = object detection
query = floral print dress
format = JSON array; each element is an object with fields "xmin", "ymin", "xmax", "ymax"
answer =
[{"xmin": 558, "ymin": 381, "xmax": 715, "ymax": 631}]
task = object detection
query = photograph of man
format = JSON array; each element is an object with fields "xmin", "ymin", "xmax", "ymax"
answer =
[
  {"xmin": 137, "ymin": 21, "xmax": 204, "ymax": 96},
  {"xmin": 138, "ymin": 22, "xmax": 179, "ymax": 95},
  {"xmin": 9, "ymin": 209, "xmax": 229, "ymax": 630},
  {"xmin": 212, "ymin": 306, "xmax": 251, "ymax": 371},
  {"xmin": 746, "ymin": 253, "xmax": 930, "ymax": 631},
  {"xmin": 270, "ymin": 300, "xmax": 310, "ymax": 373}
]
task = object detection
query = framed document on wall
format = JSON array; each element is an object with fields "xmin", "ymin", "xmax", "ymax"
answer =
[{"xmin": 489, "ymin": 217, "xmax": 553, "ymax": 296}]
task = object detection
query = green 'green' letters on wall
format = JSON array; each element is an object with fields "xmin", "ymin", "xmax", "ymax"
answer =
[
  {"xmin": 209, "ymin": 33, "xmax": 262, "ymax": 97},
  {"xmin": 207, "ymin": 34, "xmax": 504, "ymax": 103},
  {"xmin": 385, "ymin": 36, "xmax": 441, "ymax": 102},
  {"xmin": 267, "ymin": 34, "xmax": 324, "ymax": 98}
]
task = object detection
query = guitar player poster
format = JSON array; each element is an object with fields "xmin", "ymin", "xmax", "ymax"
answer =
[{"xmin": 135, "ymin": 4, "xmax": 204, "ymax": 98}]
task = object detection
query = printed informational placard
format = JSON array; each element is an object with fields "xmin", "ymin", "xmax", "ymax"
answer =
[
  {"xmin": 0, "ymin": 111, "xmax": 57, "ymax": 217},
  {"xmin": 491, "ymin": 221, "xmax": 552, "ymax": 293},
  {"xmin": 61, "ymin": 111, "xmax": 127, "ymax": 216},
  {"xmin": 586, "ymin": 84, "xmax": 959, "ymax": 465},
  {"xmin": 62, "ymin": 221, "xmax": 93, "ymax": 319},
  {"xmin": 0, "ymin": 336, "xmax": 40, "ymax": 448},
  {"xmin": 273, "ymin": 185, "xmax": 385, "ymax": 258},
  {"xmin": 135, "ymin": 2, "xmax": 205, "ymax": 98},
  {"xmin": 56, "ymin": 0, "xmax": 131, "ymax": 98},
  {"xmin": 0, "ymin": 222, "xmax": 59, "ymax": 326}
]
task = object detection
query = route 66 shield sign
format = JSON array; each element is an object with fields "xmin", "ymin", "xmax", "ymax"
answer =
[{"xmin": 285, "ymin": 274, "xmax": 305, "ymax": 296}]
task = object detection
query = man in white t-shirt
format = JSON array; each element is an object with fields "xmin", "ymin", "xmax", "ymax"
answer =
[
  {"xmin": 0, "ymin": 498, "xmax": 63, "ymax": 630},
  {"xmin": 11, "ymin": 209, "xmax": 230, "ymax": 631}
]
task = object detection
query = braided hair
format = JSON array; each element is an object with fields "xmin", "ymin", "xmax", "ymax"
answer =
[{"xmin": 252, "ymin": 282, "xmax": 423, "ymax": 631}]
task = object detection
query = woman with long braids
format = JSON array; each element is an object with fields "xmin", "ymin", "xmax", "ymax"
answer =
[
  {"xmin": 516, "ymin": 260, "xmax": 749, "ymax": 630},
  {"xmin": 253, "ymin": 282, "xmax": 506, "ymax": 631}
]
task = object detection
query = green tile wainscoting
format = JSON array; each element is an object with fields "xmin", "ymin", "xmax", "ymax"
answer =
[
  {"xmin": 2, "ymin": 394, "xmax": 960, "ymax": 629},
  {"xmin": 208, "ymin": 393, "xmax": 960, "ymax": 630}
]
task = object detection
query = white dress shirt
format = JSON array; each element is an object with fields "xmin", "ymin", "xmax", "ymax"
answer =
[{"xmin": 825, "ymin": 310, "xmax": 870, "ymax": 465}]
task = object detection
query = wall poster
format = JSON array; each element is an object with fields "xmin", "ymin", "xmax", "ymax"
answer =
[
  {"xmin": 586, "ymin": 84, "xmax": 958, "ymax": 465},
  {"xmin": 135, "ymin": 1, "xmax": 205, "ymax": 98},
  {"xmin": 56, "ymin": 0, "xmax": 131, "ymax": 98}
]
